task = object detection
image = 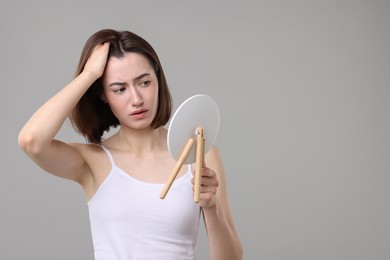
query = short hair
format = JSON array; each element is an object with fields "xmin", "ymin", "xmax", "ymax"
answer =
[{"xmin": 69, "ymin": 29, "xmax": 172, "ymax": 144}]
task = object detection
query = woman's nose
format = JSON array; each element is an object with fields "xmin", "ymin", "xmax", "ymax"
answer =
[{"xmin": 130, "ymin": 87, "xmax": 143, "ymax": 106}]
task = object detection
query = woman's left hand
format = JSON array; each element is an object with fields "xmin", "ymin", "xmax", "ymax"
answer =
[{"xmin": 192, "ymin": 164, "xmax": 219, "ymax": 208}]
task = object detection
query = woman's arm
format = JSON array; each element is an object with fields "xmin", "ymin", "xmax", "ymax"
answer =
[
  {"xmin": 196, "ymin": 146, "xmax": 243, "ymax": 260},
  {"xmin": 18, "ymin": 43, "xmax": 109, "ymax": 184}
]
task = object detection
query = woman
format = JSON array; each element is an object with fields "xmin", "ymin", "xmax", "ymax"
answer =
[{"xmin": 18, "ymin": 29, "xmax": 243, "ymax": 260}]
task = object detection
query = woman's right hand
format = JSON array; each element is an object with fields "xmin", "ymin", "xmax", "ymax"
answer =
[{"xmin": 83, "ymin": 42, "xmax": 110, "ymax": 79}]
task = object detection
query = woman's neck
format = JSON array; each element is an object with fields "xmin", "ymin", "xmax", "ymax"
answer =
[{"xmin": 112, "ymin": 126, "xmax": 167, "ymax": 156}]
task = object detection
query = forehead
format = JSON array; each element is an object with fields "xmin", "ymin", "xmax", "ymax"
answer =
[{"xmin": 103, "ymin": 52, "xmax": 155, "ymax": 84}]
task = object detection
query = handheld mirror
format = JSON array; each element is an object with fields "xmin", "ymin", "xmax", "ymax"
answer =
[{"xmin": 160, "ymin": 94, "xmax": 220, "ymax": 202}]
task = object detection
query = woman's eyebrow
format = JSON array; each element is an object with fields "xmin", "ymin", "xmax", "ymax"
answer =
[
  {"xmin": 108, "ymin": 73, "xmax": 151, "ymax": 87},
  {"xmin": 134, "ymin": 73, "xmax": 151, "ymax": 81},
  {"xmin": 108, "ymin": 82, "xmax": 127, "ymax": 88}
]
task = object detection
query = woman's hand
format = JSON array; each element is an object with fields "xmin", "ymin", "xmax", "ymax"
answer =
[
  {"xmin": 192, "ymin": 163, "xmax": 219, "ymax": 208},
  {"xmin": 83, "ymin": 42, "xmax": 110, "ymax": 79},
  {"xmin": 195, "ymin": 147, "xmax": 243, "ymax": 259}
]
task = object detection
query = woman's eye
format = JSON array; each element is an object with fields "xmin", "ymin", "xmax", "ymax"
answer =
[
  {"xmin": 114, "ymin": 88, "xmax": 126, "ymax": 94},
  {"xmin": 140, "ymin": 80, "xmax": 151, "ymax": 87}
]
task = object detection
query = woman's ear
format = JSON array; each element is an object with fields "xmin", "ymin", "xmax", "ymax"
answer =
[{"xmin": 101, "ymin": 94, "xmax": 107, "ymax": 103}]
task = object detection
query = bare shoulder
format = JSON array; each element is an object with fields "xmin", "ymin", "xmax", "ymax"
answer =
[
  {"xmin": 205, "ymin": 146, "xmax": 224, "ymax": 171},
  {"xmin": 206, "ymin": 145, "xmax": 221, "ymax": 157}
]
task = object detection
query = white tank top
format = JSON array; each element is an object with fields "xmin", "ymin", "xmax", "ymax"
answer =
[{"xmin": 88, "ymin": 145, "xmax": 201, "ymax": 260}]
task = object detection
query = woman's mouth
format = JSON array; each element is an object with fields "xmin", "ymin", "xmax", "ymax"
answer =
[{"xmin": 130, "ymin": 109, "xmax": 148, "ymax": 119}]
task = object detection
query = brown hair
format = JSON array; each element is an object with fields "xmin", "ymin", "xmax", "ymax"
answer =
[{"xmin": 69, "ymin": 29, "xmax": 172, "ymax": 143}]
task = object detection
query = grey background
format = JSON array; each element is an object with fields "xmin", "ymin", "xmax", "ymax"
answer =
[{"xmin": 1, "ymin": 0, "xmax": 389, "ymax": 259}]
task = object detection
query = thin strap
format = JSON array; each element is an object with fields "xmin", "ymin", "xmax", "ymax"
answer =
[{"xmin": 100, "ymin": 145, "xmax": 115, "ymax": 166}]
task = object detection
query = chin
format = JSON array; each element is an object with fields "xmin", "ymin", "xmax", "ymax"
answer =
[{"xmin": 126, "ymin": 122, "xmax": 154, "ymax": 131}]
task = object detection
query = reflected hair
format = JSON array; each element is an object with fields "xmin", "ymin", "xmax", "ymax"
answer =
[{"xmin": 69, "ymin": 29, "xmax": 172, "ymax": 143}]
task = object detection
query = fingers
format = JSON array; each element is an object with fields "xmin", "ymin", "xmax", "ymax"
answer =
[
  {"xmin": 191, "ymin": 177, "xmax": 219, "ymax": 190},
  {"xmin": 90, "ymin": 42, "xmax": 109, "ymax": 57},
  {"xmin": 192, "ymin": 164, "xmax": 212, "ymax": 177},
  {"xmin": 84, "ymin": 42, "xmax": 110, "ymax": 78},
  {"xmin": 95, "ymin": 41, "xmax": 110, "ymax": 49},
  {"xmin": 192, "ymin": 166, "xmax": 217, "ymax": 180},
  {"xmin": 192, "ymin": 165, "xmax": 219, "ymax": 207},
  {"xmin": 99, "ymin": 42, "xmax": 110, "ymax": 52},
  {"xmin": 191, "ymin": 167, "xmax": 219, "ymax": 190},
  {"xmin": 193, "ymin": 184, "xmax": 218, "ymax": 194}
]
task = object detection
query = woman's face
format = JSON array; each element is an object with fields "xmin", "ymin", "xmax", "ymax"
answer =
[{"xmin": 102, "ymin": 52, "xmax": 159, "ymax": 130}]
